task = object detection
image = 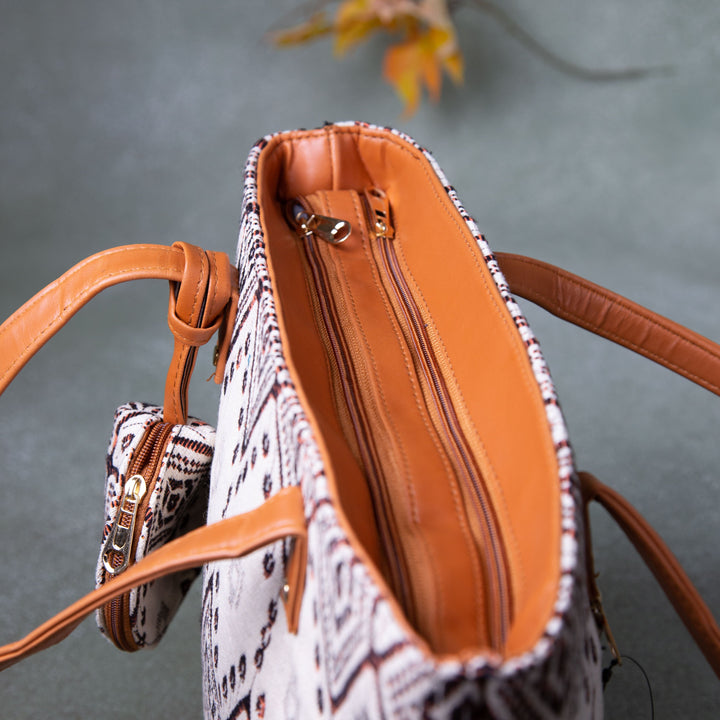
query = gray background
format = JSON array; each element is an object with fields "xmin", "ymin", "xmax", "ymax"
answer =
[{"xmin": 1, "ymin": 1, "xmax": 718, "ymax": 717}]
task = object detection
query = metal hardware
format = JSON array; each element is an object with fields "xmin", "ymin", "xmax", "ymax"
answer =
[
  {"xmin": 363, "ymin": 187, "xmax": 394, "ymax": 240},
  {"xmin": 592, "ymin": 592, "xmax": 622, "ymax": 663},
  {"xmin": 288, "ymin": 201, "xmax": 352, "ymax": 245},
  {"xmin": 101, "ymin": 474, "xmax": 147, "ymax": 576}
]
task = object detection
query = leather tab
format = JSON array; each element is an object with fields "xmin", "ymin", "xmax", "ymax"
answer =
[
  {"xmin": 210, "ymin": 252, "xmax": 239, "ymax": 385},
  {"xmin": 0, "ymin": 486, "xmax": 307, "ymax": 672},
  {"xmin": 163, "ymin": 242, "xmax": 239, "ymax": 424}
]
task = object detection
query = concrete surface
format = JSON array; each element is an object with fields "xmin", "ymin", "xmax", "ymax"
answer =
[{"xmin": 1, "ymin": 1, "xmax": 719, "ymax": 717}]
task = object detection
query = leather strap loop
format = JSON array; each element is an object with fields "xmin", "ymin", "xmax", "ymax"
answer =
[
  {"xmin": 580, "ymin": 471, "xmax": 720, "ymax": 679},
  {"xmin": 496, "ymin": 252, "xmax": 720, "ymax": 397},
  {"xmin": 0, "ymin": 244, "xmax": 238, "ymax": 421},
  {"xmin": 162, "ymin": 242, "xmax": 239, "ymax": 424},
  {"xmin": 0, "ymin": 486, "xmax": 307, "ymax": 672},
  {"xmin": 167, "ymin": 293, "xmax": 225, "ymax": 346},
  {"xmin": 163, "ymin": 242, "xmax": 211, "ymax": 424}
]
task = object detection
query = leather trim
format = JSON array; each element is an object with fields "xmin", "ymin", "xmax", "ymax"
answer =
[
  {"xmin": 497, "ymin": 252, "xmax": 720, "ymax": 397},
  {"xmin": 0, "ymin": 486, "xmax": 306, "ymax": 672},
  {"xmin": 209, "ymin": 251, "xmax": 240, "ymax": 385}
]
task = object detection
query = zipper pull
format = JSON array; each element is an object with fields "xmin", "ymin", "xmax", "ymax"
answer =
[
  {"xmin": 102, "ymin": 474, "xmax": 148, "ymax": 576},
  {"xmin": 363, "ymin": 188, "xmax": 394, "ymax": 241},
  {"xmin": 287, "ymin": 200, "xmax": 351, "ymax": 245}
]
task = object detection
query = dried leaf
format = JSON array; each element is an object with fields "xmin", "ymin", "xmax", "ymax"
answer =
[
  {"xmin": 443, "ymin": 50, "xmax": 464, "ymax": 84},
  {"xmin": 383, "ymin": 24, "xmax": 463, "ymax": 115},
  {"xmin": 383, "ymin": 40, "xmax": 423, "ymax": 115},
  {"xmin": 271, "ymin": 0, "xmax": 464, "ymax": 113},
  {"xmin": 333, "ymin": 0, "xmax": 384, "ymax": 55},
  {"xmin": 270, "ymin": 12, "xmax": 333, "ymax": 47}
]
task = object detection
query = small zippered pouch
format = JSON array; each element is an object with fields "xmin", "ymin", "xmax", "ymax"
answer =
[{"xmin": 95, "ymin": 402, "xmax": 214, "ymax": 650}]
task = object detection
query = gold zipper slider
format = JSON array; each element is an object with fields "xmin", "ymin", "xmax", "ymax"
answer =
[
  {"xmin": 287, "ymin": 200, "xmax": 351, "ymax": 245},
  {"xmin": 102, "ymin": 474, "xmax": 148, "ymax": 576},
  {"xmin": 363, "ymin": 188, "xmax": 394, "ymax": 240}
]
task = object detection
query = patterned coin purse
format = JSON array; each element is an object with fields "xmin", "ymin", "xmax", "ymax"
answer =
[{"xmin": 95, "ymin": 402, "xmax": 214, "ymax": 650}]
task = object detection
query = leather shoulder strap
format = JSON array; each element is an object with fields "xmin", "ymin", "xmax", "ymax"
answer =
[
  {"xmin": 0, "ymin": 244, "xmax": 183, "ymax": 395},
  {"xmin": 0, "ymin": 243, "xmax": 238, "ymax": 421},
  {"xmin": 580, "ymin": 472, "xmax": 720, "ymax": 679},
  {"xmin": 496, "ymin": 252, "xmax": 720, "ymax": 397},
  {"xmin": 0, "ymin": 486, "xmax": 306, "ymax": 672}
]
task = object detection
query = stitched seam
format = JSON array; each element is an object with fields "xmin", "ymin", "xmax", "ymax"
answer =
[
  {"xmin": 3, "ymin": 246, "xmax": 173, "ymax": 332},
  {"xmin": 207, "ymin": 251, "xmax": 220, "ymax": 326},
  {"xmin": 392, "ymin": 209, "xmax": 503, "ymax": 639},
  {"xmin": 189, "ymin": 245, "xmax": 206, "ymax": 323},
  {"xmin": 335, "ymin": 191, "xmax": 451, "ymax": 640},
  {"xmin": 392, "ymin": 179, "xmax": 528, "ymax": 606}
]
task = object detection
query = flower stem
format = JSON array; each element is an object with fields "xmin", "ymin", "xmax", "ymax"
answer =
[{"xmin": 459, "ymin": 0, "xmax": 673, "ymax": 81}]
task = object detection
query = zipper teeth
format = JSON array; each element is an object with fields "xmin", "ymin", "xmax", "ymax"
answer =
[
  {"xmin": 128, "ymin": 423, "xmax": 170, "ymax": 477},
  {"xmin": 299, "ymin": 230, "xmax": 414, "ymax": 613},
  {"xmin": 108, "ymin": 591, "xmax": 130, "ymax": 650},
  {"xmin": 104, "ymin": 422, "xmax": 174, "ymax": 650},
  {"xmin": 378, "ymin": 234, "xmax": 511, "ymax": 648}
]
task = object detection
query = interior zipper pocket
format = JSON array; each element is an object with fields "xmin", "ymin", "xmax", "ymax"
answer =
[
  {"xmin": 365, "ymin": 188, "xmax": 512, "ymax": 648},
  {"xmin": 100, "ymin": 421, "xmax": 173, "ymax": 651},
  {"xmin": 286, "ymin": 188, "xmax": 513, "ymax": 652},
  {"xmin": 286, "ymin": 196, "xmax": 415, "ymax": 619}
]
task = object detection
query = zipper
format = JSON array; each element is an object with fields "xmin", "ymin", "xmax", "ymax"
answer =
[
  {"xmin": 286, "ymin": 198, "xmax": 416, "ymax": 620},
  {"xmin": 101, "ymin": 421, "xmax": 173, "ymax": 650},
  {"xmin": 287, "ymin": 201, "xmax": 352, "ymax": 245},
  {"xmin": 101, "ymin": 473, "xmax": 147, "ymax": 575},
  {"xmin": 363, "ymin": 188, "xmax": 512, "ymax": 648},
  {"xmin": 286, "ymin": 189, "xmax": 513, "ymax": 650}
]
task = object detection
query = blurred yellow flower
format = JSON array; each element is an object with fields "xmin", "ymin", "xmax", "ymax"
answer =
[{"xmin": 271, "ymin": 0, "xmax": 464, "ymax": 116}]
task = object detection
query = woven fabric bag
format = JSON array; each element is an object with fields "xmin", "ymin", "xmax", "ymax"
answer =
[
  {"xmin": 2, "ymin": 122, "xmax": 720, "ymax": 719},
  {"xmin": 199, "ymin": 123, "xmax": 602, "ymax": 718}
]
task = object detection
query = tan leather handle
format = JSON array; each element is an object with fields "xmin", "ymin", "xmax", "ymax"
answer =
[
  {"xmin": 0, "ymin": 243, "xmax": 238, "ymax": 422},
  {"xmin": 580, "ymin": 472, "xmax": 720, "ymax": 679},
  {"xmin": 496, "ymin": 252, "xmax": 720, "ymax": 397},
  {"xmin": 0, "ymin": 486, "xmax": 307, "ymax": 672}
]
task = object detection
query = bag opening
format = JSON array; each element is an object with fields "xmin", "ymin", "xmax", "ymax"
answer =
[{"xmin": 255, "ymin": 125, "xmax": 561, "ymax": 659}]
